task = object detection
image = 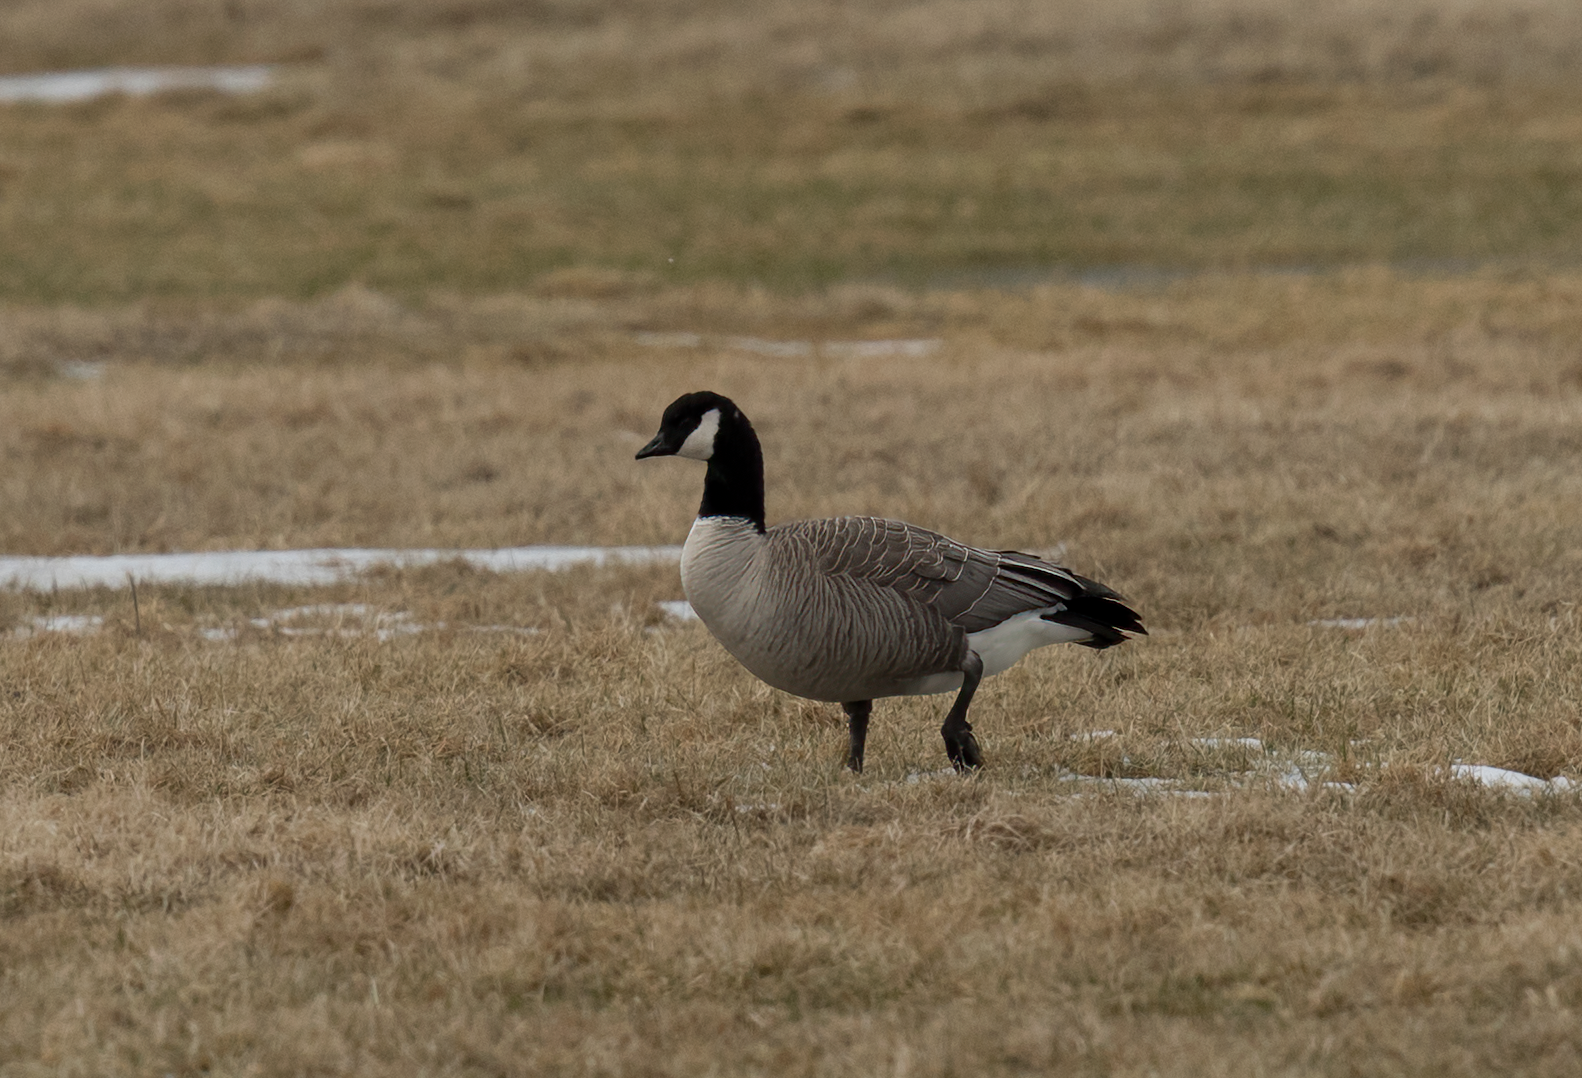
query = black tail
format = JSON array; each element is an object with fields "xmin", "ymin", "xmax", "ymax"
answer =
[{"xmin": 1041, "ymin": 576, "xmax": 1147, "ymax": 650}]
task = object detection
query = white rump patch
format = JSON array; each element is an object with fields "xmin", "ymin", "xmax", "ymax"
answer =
[
  {"xmin": 676, "ymin": 408, "xmax": 721, "ymax": 460},
  {"xmin": 968, "ymin": 609, "xmax": 1092, "ymax": 676},
  {"xmin": 899, "ymin": 608, "xmax": 1094, "ymax": 696}
]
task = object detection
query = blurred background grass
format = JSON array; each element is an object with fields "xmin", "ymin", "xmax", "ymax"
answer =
[{"xmin": 2, "ymin": 0, "xmax": 1581, "ymax": 301}]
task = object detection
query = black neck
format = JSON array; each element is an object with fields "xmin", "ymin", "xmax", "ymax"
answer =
[{"xmin": 699, "ymin": 413, "xmax": 766, "ymax": 531}]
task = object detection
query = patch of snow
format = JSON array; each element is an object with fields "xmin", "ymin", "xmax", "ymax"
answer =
[
  {"xmin": 822, "ymin": 339, "xmax": 942, "ymax": 359},
  {"xmin": 632, "ymin": 332, "xmax": 942, "ymax": 360},
  {"xmin": 1046, "ymin": 751, "xmax": 1570, "ymax": 799},
  {"xmin": 1094, "ymin": 775, "xmax": 1175, "ymax": 789},
  {"xmin": 0, "ymin": 65, "xmax": 275, "ymax": 104},
  {"xmin": 1053, "ymin": 738, "xmax": 1351, "ymax": 797},
  {"xmin": 1270, "ymin": 767, "xmax": 1355, "ymax": 794},
  {"xmin": 246, "ymin": 603, "xmax": 413, "ymax": 640},
  {"xmin": 1192, "ymin": 737, "xmax": 1265, "ymax": 751},
  {"xmin": 269, "ymin": 603, "xmax": 374, "ymax": 620},
  {"xmin": 727, "ymin": 336, "xmax": 815, "ymax": 358},
  {"xmin": 56, "ymin": 360, "xmax": 107, "ymax": 381},
  {"xmin": 197, "ymin": 614, "xmax": 540, "ymax": 643},
  {"xmin": 1069, "ymin": 729, "xmax": 1118, "ymax": 741},
  {"xmin": 1308, "ymin": 616, "xmax": 1414, "ymax": 629},
  {"xmin": 200, "ymin": 603, "xmax": 542, "ymax": 643},
  {"xmin": 632, "ymin": 331, "xmax": 704, "ymax": 349},
  {"xmin": 1452, "ymin": 764, "xmax": 1575, "ymax": 795},
  {"xmin": 1056, "ymin": 774, "xmax": 1219, "ymax": 798},
  {"xmin": 0, "ymin": 545, "xmax": 682, "ymax": 592},
  {"xmin": 1274, "ymin": 766, "xmax": 1311, "ymax": 792},
  {"xmin": 11, "ymin": 614, "xmax": 104, "ymax": 637}
]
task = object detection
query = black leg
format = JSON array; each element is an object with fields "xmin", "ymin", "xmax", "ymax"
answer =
[
  {"xmin": 940, "ymin": 650, "xmax": 984, "ymax": 772},
  {"xmin": 843, "ymin": 700, "xmax": 872, "ymax": 773}
]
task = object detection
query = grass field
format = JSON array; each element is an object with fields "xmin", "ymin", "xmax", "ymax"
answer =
[
  {"xmin": 5, "ymin": 273, "xmax": 1582, "ymax": 1075},
  {"xmin": 3, "ymin": 0, "xmax": 1582, "ymax": 298},
  {"xmin": 5, "ymin": 2, "xmax": 1582, "ymax": 1075}
]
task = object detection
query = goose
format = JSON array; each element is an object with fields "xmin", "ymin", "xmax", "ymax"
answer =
[{"xmin": 635, "ymin": 391, "xmax": 1146, "ymax": 772}]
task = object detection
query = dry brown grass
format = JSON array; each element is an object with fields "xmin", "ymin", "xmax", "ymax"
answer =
[
  {"xmin": 3, "ymin": 273, "xmax": 1582, "ymax": 1074},
  {"xmin": 6, "ymin": 0, "xmax": 1582, "ymax": 91},
  {"xmin": 5, "ymin": 2, "xmax": 1582, "ymax": 1071},
  {"xmin": 3, "ymin": 1, "xmax": 1582, "ymax": 298}
]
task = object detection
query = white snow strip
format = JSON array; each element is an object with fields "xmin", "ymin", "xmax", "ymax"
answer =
[
  {"xmin": 0, "ymin": 545, "xmax": 682, "ymax": 591},
  {"xmin": 0, "ymin": 65, "xmax": 274, "ymax": 104},
  {"xmin": 1048, "ymin": 751, "xmax": 1571, "ymax": 799},
  {"xmin": 11, "ymin": 614, "xmax": 104, "ymax": 638},
  {"xmin": 727, "ymin": 336, "xmax": 815, "ymax": 358},
  {"xmin": 1192, "ymin": 737, "xmax": 1265, "ymax": 751},
  {"xmin": 57, "ymin": 360, "xmax": 107, "ymax": 381},
  {"xmin": 1308, "ymin": 616, "xmax": 1414, "ymax": 629},
  {"xmin": 632, "ymin": 331, "xmax": 704, "ymax": 349},
  {"xmin": 1270, "ymin": 766, "xmax": 1354, "ymax": 794},
  {"xmin": 1274, "ymin": 766, "xmax": 1311, "ymax": 792},
  {"xmin": 268, "ymin": 603, "xmax": 375, "ymax": 620},
  {"xmin": 228, "ymin": 603, "xmax": 541, "ymax": 642},
  {"xmin": 243, "ymin": 603, "xmax": 422, "ymax": 642},
  {"xmin": 1057, "ymin": 739, "xmax": 1348, "ymax": 797},
  {"xmin": 1056, "ymin": 775, "xmax": 1220, "ymax": 798},
  {"xmin": 632, "ymin": 332, "xmax": 942, "ymax": 360},
  {"xmin": 1074, "ymin": 775, "xmax": 1175, "ymax": 789},
  {"xmin": 822, "ymin": 339, "xmax": 942, "ymax": 359},
  {"xmin": 195, "ymin": 616, "xmax": 541, "ymax": 643},
  {"xmin": 1452, "ymin": 764, "xmax": 1576, "ymax": 795}
]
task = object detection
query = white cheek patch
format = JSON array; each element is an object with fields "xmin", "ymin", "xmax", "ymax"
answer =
[{"xmin": 676, "ymin": 408, "xmax": 721, "ymax": 460}]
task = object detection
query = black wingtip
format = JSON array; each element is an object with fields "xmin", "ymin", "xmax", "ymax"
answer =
[{"xmin": 1043, "ymin": 595, "xmax": 1147, "ymax": 649}]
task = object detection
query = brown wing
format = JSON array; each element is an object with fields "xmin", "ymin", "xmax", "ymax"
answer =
[{"xmin": 781, "ymin": 516, "xmax": 1115, "ymax": 633}]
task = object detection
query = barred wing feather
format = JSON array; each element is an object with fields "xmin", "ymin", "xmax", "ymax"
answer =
[{"xmin": 782, "ymin": 516, "xmax": 1141, "ymax": 640}]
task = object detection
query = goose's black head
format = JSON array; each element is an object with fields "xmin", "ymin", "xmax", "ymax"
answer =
[
  {"xmin": 635, "ymin": 391, "xmax": 744, "ymax": 462},
  {"xmin": 636, "ymin": 391, "xmax": 765, "ymax": 529}
]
